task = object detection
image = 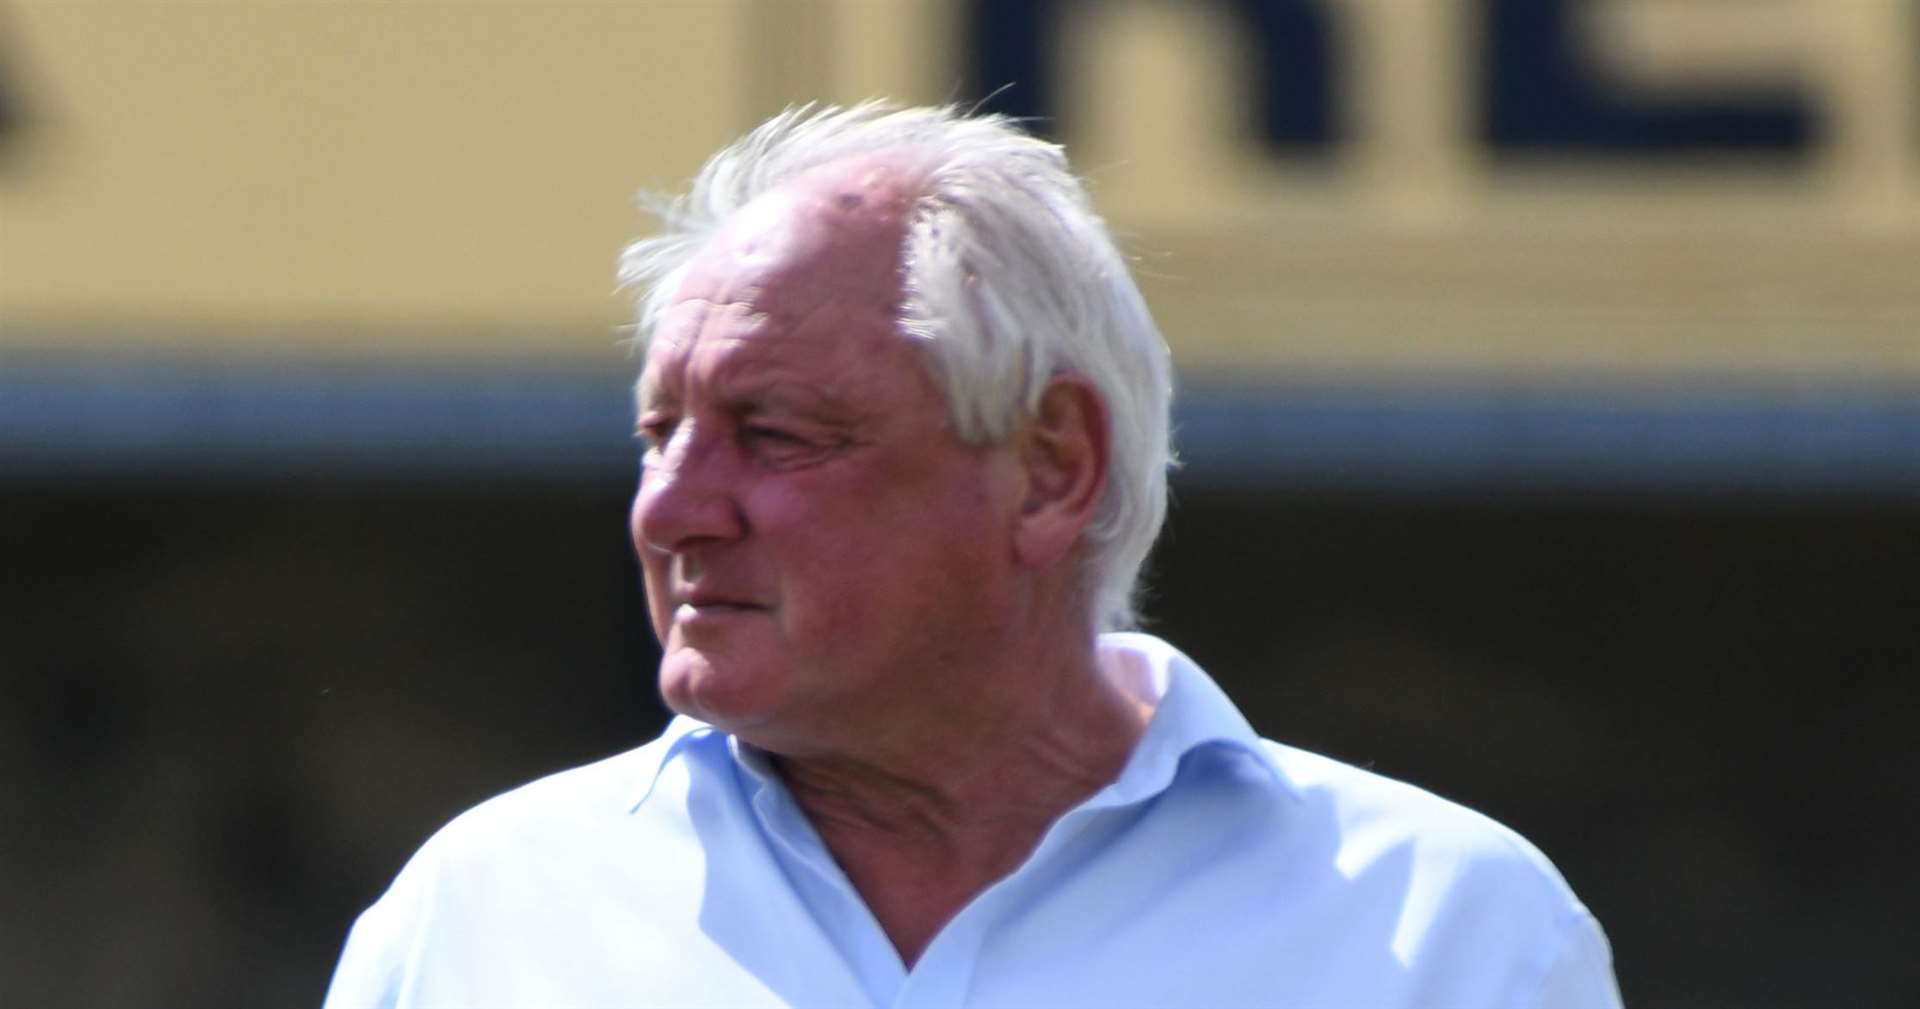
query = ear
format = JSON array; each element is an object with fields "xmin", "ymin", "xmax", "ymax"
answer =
[{"xmin": 1013, "ymin": 375, "xmax": 1111, "ymax": 571}]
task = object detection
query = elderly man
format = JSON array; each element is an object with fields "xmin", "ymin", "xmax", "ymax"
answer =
[{"xmin": 324, "ymin": 103, "xmax": 1620, "ymax": 1008}]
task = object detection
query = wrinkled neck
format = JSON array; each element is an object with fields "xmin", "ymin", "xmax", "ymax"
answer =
[{"xmin": 770, "ymin": 639, "xmax": 1152, "ymax": 966}]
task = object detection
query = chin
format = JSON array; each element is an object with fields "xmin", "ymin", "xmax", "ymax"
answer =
[{"xmin": 657, "ymin": 645, "xmax": 784, "ymax": 732}]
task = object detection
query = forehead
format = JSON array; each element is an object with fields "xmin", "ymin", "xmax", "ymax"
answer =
[{"xmin": 642, "ymin": 155, "xmax": 926, "ymax": 399}]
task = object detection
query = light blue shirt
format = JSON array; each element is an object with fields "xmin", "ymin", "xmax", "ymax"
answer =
[{"xmin": 323, "ymin": 633, "xmax": 1621, "ymax": 1008}]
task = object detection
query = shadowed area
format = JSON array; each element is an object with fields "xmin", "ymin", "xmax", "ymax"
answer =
[{"xmin": 3, "ymin": 480, "xmax": 1915, "ymax": 1006}]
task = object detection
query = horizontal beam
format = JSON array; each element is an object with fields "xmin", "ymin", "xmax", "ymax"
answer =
[{"xmin": 3, "ymin": 353, "xmax": 1916, "ymax": 496}]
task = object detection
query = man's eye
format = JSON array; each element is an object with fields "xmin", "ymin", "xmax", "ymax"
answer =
[
  {"xmin": 744, "ymin": 426, "xmax": 803, "ymax": 445},
  {"xmin": 743, "ymin": 426, "xmax": 813, "ymax": 456},
  {"xmin": 636, "ymin": 418, "xmax": 676, "ymax": 453},
  {"xmin": 743, "ymin": 426, "xmax": 829, "ymax": 464}
]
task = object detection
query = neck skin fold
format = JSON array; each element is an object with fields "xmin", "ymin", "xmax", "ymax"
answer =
[{"xmin": 768, "ymin": 627, "xmax": 1154, "ymax": 966}]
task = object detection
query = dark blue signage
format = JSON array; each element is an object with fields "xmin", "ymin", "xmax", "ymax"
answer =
[{"xmin": 965, "ymin": 0, "xmax": 1817, "ymax": 155}]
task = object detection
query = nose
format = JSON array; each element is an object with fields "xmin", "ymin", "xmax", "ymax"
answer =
[{"xmin": 631, "ymin": 423, "xmax": 747, "ymax": 558}]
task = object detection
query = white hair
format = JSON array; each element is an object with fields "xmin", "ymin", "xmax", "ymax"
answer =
[{"xmin": 619, "ymin": 101, "xmax": 1175, "ymax": 631}]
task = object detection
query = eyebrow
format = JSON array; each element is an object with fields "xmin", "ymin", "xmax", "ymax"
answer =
[
  {"xmin": 636, "ymin": 368, "xmax": 862, "ymax": 426},
  {"xmin": 724, "ymin": 380, "xmax": 860, "ymax": 424}
]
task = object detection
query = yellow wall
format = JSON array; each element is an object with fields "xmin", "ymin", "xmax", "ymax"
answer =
[
  {"xmin": 2, "ymin": 0, "xmax": 1915, "ymax": 382},
  {"xmin": 2, "ymin": 2, "xmax": 766, "ymax": 352}
]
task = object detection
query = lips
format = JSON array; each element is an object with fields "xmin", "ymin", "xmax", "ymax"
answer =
[
  {"xmin": 673, "ymin": 596, "xmax": 765, "ymax": 637},
  {"xmin": 673, "ymin": 585, "xmax": 770, "ymax": 625},
  {"xmin": 680, "ymin": 601, "xmax": 761, "ymax": 616},
  {"xmin": 682, "ymin": 590, "xmax": 765, "ymax": 610}
]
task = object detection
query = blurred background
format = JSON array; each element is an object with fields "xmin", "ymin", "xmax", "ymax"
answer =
[{"xmin": 2, "ymin": 1, "xmax": 1916, "ymax": 1005}]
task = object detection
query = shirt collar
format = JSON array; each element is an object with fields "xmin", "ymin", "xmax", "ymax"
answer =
[
  {"xmin": 1090, "ymin": 631, "xmax": 1304, "ymax": 807},
  {"xmin": 625, "ymin": 714, "xmax": 720, "ymax": 813},
  {"xmin": 625, "ymin": 632, "xmax": 1303, "ymax": 812}
]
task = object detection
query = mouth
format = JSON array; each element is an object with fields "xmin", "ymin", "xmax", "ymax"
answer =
[
  {"xmin": 675, "ymin": 594, "xmax": 768, "ymax": 624},
  {"xmin": 682, "ymin": 588, "xmax": 764, "ymax": 608}
]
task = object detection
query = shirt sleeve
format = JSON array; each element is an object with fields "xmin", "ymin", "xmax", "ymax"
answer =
[
  {"xmin": 319, "ymin": 844, "xmax": 441, "ymax": 1009},
  {"xmin": 320, "ymin": 892, "xmax": 410, "ymax": 1009},
  {"xmin": 1525, "ymin": 911, "xmax": 1623, "ymax": 1009}
]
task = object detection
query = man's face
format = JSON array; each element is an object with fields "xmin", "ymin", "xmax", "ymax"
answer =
[{"xmin": 630, "ymin": 158, "xmax": 1023, "ymax": 755}]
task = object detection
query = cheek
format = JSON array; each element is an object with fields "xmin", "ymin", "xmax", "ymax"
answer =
[
  {"xmin": 628, "ymin": 494, "xmax": 652, "ymax": 575},
  {"xmin": 630, "ymin": 494, "xmax": 673, "ymax": 631},
  {"xmin": 776, "ymin": 482, "xmax": 1001, "ymax": 615}
]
